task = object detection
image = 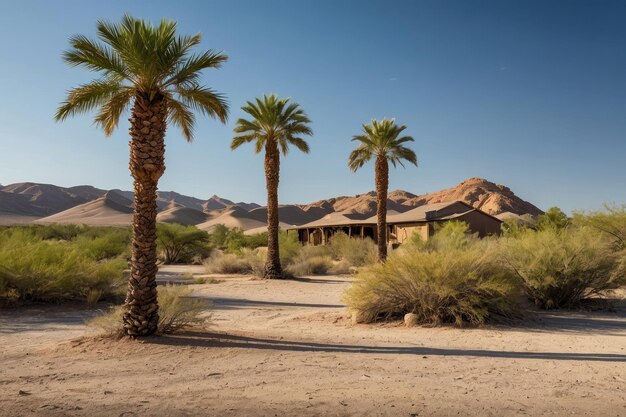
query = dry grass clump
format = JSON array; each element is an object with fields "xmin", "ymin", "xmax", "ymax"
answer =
[
  {"xmin": 328, "ymin": 233, "xmax": 377, "ymax": 267},
  {"xmin": 344, "ymin": 241, "xmax": 520, "ymax": 326},
  {"xmin": 284, "ymin": 245, "xmax": 331, "ymax": 276},
  {"xmin": 502, "ymin": 226, "xmax": 625, "ymax": 309},
  {"xmin": 204, "ymin": 249, "xmax": 263, "ymax": 275},
  {"xmin": 88, "ymin": 284, "xmax": 211, "ymax": 337}
]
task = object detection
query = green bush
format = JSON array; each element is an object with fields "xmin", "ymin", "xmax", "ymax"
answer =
[
  {"xmin": 279, "ymin": 230, "xmax": 300, "ymax": 264},
  {"xmin": 409, "ymin": 220, "xmax": 476, "ymax": 252},
  {"xmin": 157, "ymin": 223, "xmax": 210, "ymax": 264},
  {"xmin": 88, "ymin": 284, "xmax": 211, "ymax": 337},
  {"xmin": 344, "ymin": 242, "xmax": 520, "ymax": 326},
  {"xmin": 536, "ymin": 207, "xmax": 569, "ymax": 231},
  {"xmin": 502, "ymin": 226, "xmax": 624, "ymax": 309},
  {"xmin": 209, "ymin": 224, "xmax": 269, "ymax": 253},
  {"xmin": 36, "ymin": 223, "xmax": 84, "ymax": 241},
  {"xmin": 75, "ymin": 228, "xmax": 131, "ymax": 260},
  {"xmin": 0, "ymin": 227, "xmax": 127, "ymax": 304}
]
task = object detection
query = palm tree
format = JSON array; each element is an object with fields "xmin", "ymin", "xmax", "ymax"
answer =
[
  {"xmin": 55, "ymin": 16, "xmax": 228, "ymax": 337},
  {"xmin": 348, "ymin": 118, "xmax": 417, "ymax": 262},
  {"xmin": 231, "ymin": 95, "xmax": 312, "ymax": 279}
]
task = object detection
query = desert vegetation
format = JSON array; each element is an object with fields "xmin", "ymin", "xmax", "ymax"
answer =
[
  {"xmin": 204, "ymin": 230, "xmax": 376, "ymax": 277},
  {"xmin": 0, "ymin": 225, "xmax": 129, "ymax": 305},
  {"xmin": 345, "ymin": 209, "xmax": 626, "ymax": 326},
  {"xmin": 88, "ymin": 284, "xmax": 210, "ymax": 337},
  {"xmin": 156, "ymin": 223, "xmax": 210, "ymax": 264}
]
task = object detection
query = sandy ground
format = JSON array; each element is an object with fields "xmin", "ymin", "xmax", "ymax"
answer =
[{"xmin": 1, "ymin": 268, "xmax": 625, "ymax": 417}]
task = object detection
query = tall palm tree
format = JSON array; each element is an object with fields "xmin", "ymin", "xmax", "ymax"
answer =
[
  {"xmin": 348, "ymin": 118, "xmax": 417, "ymax": 262},
  {"xmin": 231, "ymin": 95, "xmax": 312, "ymax": 279},
  {"xmin": 55, "ymin": 16, "xmax": 228, "ymax": 337}
]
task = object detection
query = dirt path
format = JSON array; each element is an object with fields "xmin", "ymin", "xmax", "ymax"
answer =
[{"xmin": 1, "ymin": 273, "xmax": 625, "ymax": 417}]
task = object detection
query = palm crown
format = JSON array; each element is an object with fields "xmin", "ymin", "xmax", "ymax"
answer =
[
  {"xmin": 55, "ymin": 15, "xmax": 228, "ymax": 141},
  {"xmin": 348, "ymin": 118, "xmax": 417, "ymax": 171},
  {"xmin": 231, "ymin": 94, "xmax": 312, "ymax": 154}
]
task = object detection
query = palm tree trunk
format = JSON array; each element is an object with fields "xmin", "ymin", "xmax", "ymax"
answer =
[
  {"xmin": 375, "ymin": 156, "xmax": 389, "ymax": 262},
  {"xmin": 123, "ymin": 93, "xmax": 167, "ymax": 337},
  {"xmin": 263, "ymin": 138, "xmax": 283, "ymax": 279}
]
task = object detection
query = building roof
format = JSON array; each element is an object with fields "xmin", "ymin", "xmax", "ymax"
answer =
[
  {"xmin": 287, "ymin": 201, "xmax": 501, "ymax": 230},
  {"xmin": 288, "ymin": 212, "xmax": 375, "ymax": 230},
  {"xmin": 375, "ymin": 201, "xmax": 475, "ymax": 223}
]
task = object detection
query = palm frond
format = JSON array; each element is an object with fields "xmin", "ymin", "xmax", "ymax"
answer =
[
  {"xmin": 231, "ymin": 94, "xmax": 312, "ymax": 157},
  {"xmin": 55, "ymin": 79, "xmax": 123, "ymax": 121},
  {"xmin": 231, "ymin": 134, "xmax": 259, "ymax": 150},
  {"xmin": 176, "ymin": 83, "xmax": 228, "ymax": 123},
  {"xmin": 94, "ymin": 87, "xmax": 134, "ymax": 136},
  {"xmin": 167, "ymin": 98, "xmax": 195, "ymax": 142},
  {"xmin": 347, "ymin": 118, "xmax": 417, "ymax": 171},
  {"xmin": 58, "ymin": 15, "xmax": 229, "ymax": 138},
  {"xmin": 164, "ymin": 50, "xmax": 228, "ymax": 88}
]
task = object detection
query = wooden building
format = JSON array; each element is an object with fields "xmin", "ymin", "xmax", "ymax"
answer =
[{"xmin": 288, "ymin": 201, "xmax": 502, "ymax": 246}]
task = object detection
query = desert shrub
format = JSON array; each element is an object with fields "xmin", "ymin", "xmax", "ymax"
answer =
[
  {"xmin": 157, "ymin": 284, "xmax": 211, "ymax": 333},
  {"xmin": 246, "ymin": 232, "xmax": 269, "ymax": 249},
  {"xmin": 74, "ymin": 228, "xmax": 131, "ymax": 260},
  {"xmin": 36, "ymin": 223, "xmax": 84, "ymax": 241},
  {"xmin": 409, "ymin": 221, "xmax": 475, "ymax": 251},
  {"xmin": 536, "ymin": 207, "xmax": 569, "ymax": 231},
  {"xmin": 88, "ymin": 285, "xmax": 211, "ymax": 336},
  {"xmin": 329, "ymin": 233, "xmax": 377, "ymax": 266},
  {"xmin": 328, "ymin": 259, "xmax": 353, "ymax": 275},
  {"xmin": 209, "ymin": 224, "xmax": 231, "ymax": 249},
  {"xmin": 344, "ymin": 242, "xmax": 520, "ymax": 326},
  {"xmin": 501, "ymin": 217, "xmax": 533, "ymax": 238},
  {"xmin": 279, "ymin": 230, "xmax": 300, "ymax": 264},
  {"xmin": 286, "ymin": 255, "xmax": 333, "ymax": 276},
  {"xmin": 572, "ymin": 204, "xmax": 626, "ymax": 250},
  {"xmin": 157, "ymin": 223, "xmax": 210, "ymax": 264},
  {"xmin": 0, "ymin": 227, "xmax": 127, "ymax": 304},
  {"xmin": 209, "ymin": 224, "xmax": 268, "ymax": 253},
  {"xmin": 204, "ymin": 249, "xmax": 263, "ymax": 275},
  {"xmin": 502, "ymin": 226, "xmax": 624, "ymax": 309}
]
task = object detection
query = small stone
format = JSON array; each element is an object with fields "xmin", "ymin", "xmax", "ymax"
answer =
[{"xmin": 404, "ymin": 313, "xmax": 418, "ymax": 327}]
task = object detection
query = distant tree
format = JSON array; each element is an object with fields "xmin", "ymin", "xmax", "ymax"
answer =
[
  {"xmin": 157, "ymin": 223, "xmax": 210, "ymax": 264},
  {"xmin": 536, "ymin": 207, "xmax": 569, "ymax": 231},
  {"xmin": 348, "ymin": 118, "xmax": 417, "ymax": 262},
  {"xmin": 55, "ymin": 16, "xmax": 228, "ymax": 336},
  {"xmin": 231, "ymin": 95, "xmax": 312, "ymax": 278},
  {"xmin": 210, "ymin": 224, "xmax": 231, "ymax": 249}
]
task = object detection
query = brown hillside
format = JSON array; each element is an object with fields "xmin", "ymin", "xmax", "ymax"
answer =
[{"xmin": 405, "ymin": 178, "xmax": 543, "ymax": 216}]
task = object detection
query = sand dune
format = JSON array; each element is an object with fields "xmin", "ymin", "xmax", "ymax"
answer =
[
  {"xmin": 157, "ymin": 201, "xmax": 210, "ymax": 226},
  {"xmin": 243, "ymin": 222, "xmax": 294, "ymax": 235},
  {"xmin": 196, "ymin": 206, "xmax": 266, "ymax": 231},
  {"xmin": 36, "ymin": 191, "xmax": 133, "ymax": 226},
  {"xmin": 247, "ymin": 205, "xmax": 320, "ymax": 226}
]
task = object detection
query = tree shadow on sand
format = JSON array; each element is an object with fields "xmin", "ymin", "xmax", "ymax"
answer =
[{"xmin": 148, "ymin": 330, "xmax": 626, "ymax": 363}]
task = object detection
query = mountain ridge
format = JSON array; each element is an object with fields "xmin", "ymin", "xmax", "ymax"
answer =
[{"xmin": 1, "ymin": 178, "xmax": 542, "ymax": 229}]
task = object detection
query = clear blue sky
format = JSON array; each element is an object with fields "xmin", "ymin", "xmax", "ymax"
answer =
[{"xmin": 1, "ymin": 0, "xmax": 625, "ymax": 212}]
